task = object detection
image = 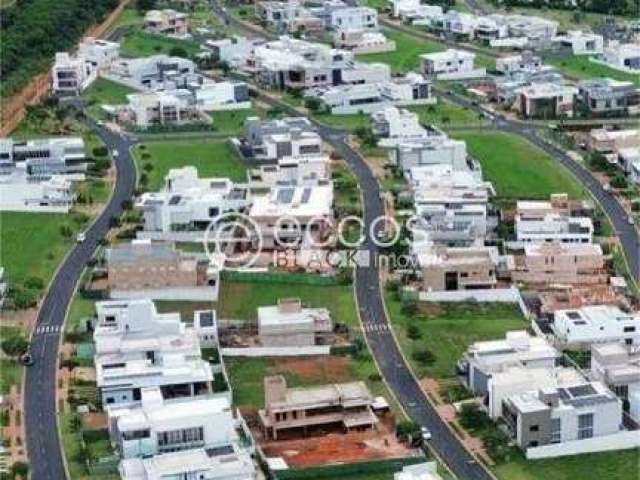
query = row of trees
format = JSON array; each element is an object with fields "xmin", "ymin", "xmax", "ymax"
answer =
[
  {"xmin": 493, "ymin": 0, "xmax": 636, "ymax": 16},
  {"xmin": 1, "ymin": 0, "xmax": 119, "ymax": 98}
]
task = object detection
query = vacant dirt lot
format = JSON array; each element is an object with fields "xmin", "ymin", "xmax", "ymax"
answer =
[{"xmin": 258, "ymin": 415, "xmax": 418, "ymax": 468}]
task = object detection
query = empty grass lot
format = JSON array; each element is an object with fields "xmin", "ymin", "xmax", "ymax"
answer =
[
  {"xmin": 0, "ymin": 359, "xmax": 22, "ymax": 395},
  {"xmin": 450, "ymin": 131, "xmax": 586, "ymax": 202},
  {"xmin": 385, "ymin": 296, "xmax": 527, "ymax": 379},
  {"xmin": 357, "ymin": 29, "xmax": 446, "ymax": 73},
  {"xmin": 133, "ymin": 140, "xmax": 248, "ymax": 190},
  {"xmin": 408, "ymin": 102, "xmax": 485, "ymax": 128},
  {"xmin": 493, "ymin": 448, "xmax": 640, "ymax": 480},
  {"xmin": 120, "ymin": 31, "xmax": 201, "ymax": 58},
  {"xmin": 82, "ymin": 78, "xmax": 136, "ymax": 105},
  {"xmin": 211, "ymin": 108, "xmax": 260, "ymax": 135},
  {"xmin": 0, "ymin": 212, "xmax": 86, "ymax": 286},
  {"xmin": 545, "ymin": 54, "xmax": 640, "ymax": 85}
]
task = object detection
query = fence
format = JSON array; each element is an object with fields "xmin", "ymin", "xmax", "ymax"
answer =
[
  {"xmin": 0, "ymin": 0, "xmax": 131, "ymax": 136},
  {"xmin": 273, "ymin": 457, "xmax": 426, "ymax": 480}
]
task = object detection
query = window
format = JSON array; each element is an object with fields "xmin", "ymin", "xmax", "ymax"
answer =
[
  {"xmin": 551, "ymin": 418, "xmax": 561, "ymax": 443},
  {"xmin": 529, "ymin": 425, "xmax": 539, "ymax": 432},
  {"xmin": 577, "ymin": 413, "xmax": 594, "ymax": 439},
  {"xmin": 157, "ymin": 426, "xmax": 204, "ymax": 449},
  {"xmin": 624, "ymin": 326, "xmax": 636, "ymax": 333}
]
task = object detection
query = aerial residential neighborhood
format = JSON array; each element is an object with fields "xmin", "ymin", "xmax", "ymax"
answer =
[{"xmin": 0, "ymin": 0, "xmax": 639, "ymax": 479}]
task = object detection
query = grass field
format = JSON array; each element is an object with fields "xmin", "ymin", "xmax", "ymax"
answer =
[
  {"xmin": 450, "ymin": 131, "xmax": 587, "ymax": 201},
  {"xmin": 121, "ymin": 31, "xmax": 201, "ymax": 58},
  {"xmin": 211, "ymin": 108, "xmax": 259, "ymax": 135},
  {"xmin": 82, "ymin": 78, "xmax": 136, "ymax": 105},
  {"xmin": 545, "ymin": 55, "xmax": 640, "ymax": 85},
  {"xmin": 0, "ymin": 212, "xmax": 87, "ymax": 286},
  {"xmin": 0, "ymin": 359, "xmax": 22, "ymax": 395},
  {"xmin": 386, "ymin": 296, "xmax": 527, "ymax": 379},
  {"xmin": 313, "ymin": 111, "xmax": 371, "ymax": 131},
  {"xmin": 133, "ymin": 139, "xmax": 248, "ymax": 190},
  {"xmin": 357, "ymin": 29, "xmax": 446, "ymax": 73},
  {"xmin": 408, "ymin": 102, "xmax": 485, "ymax": 128},
  {"xmin": 493, "ymin": 448, "xmax": 640, "ymax": 480}
]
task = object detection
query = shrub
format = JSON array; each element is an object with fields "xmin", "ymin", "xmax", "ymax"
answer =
[
  {"xmin": 23, "ymin": 277, "xmax": 44, "ymax": 291},
  {"xmin": 92, "ymin": 146, "xmax": 108, "ymax": 157},
  {"xmin": 406, "ymin": 324, "xmax": 421, "ymax": 340},
  {"xmin": 458, "ymin": 403, "xmax": 492, "ymax": 431},
  {"xmin": 304, "ymin": 97, "xmax": 321, "ymax": 111},
  {"xmin": 412, "ymin": 348, "xmax": 435, "ymax": 366},
  {"xmin": 611, "ymin": 174, "xmax": 628, "ymax": 189},
  {"xmin": 396, "ymin": 420, "xmax": 420, "ymax": 440},
  {"xmin": 400, "ymin": 299, "xmax": 418, "ymax": 316},
  {"xmin": 1, "ymin": 336, "xmax": 29, "ymax": 357}
]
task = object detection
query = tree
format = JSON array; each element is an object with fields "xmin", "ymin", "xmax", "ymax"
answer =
[
  {"xmin": 400, "ymin": 299, "xmax": 418, "ymax": 316},
  {"xmin": 136, "ymin": 0, "xmax": 156, "ymax": 12},
  {"xmin": 1, "ymin": 336, "xmax": 29, "ymax": 357},
  {"xmin": 611, "ymin": 174, "xmax": 628, "ymax": 189},
  {"xmin": 396, "ymin": 420, "xmax": 420, "ymax": 440},
  {"xmin": 10, "ymin": 462, "xmax": 29, "ymax": 480},
  {"xmin": 304, "ymin": 97, "xmax": 321, "ymax": 112},
  {"xmin": 169, "ymin": 46, "xmax": 189, "ymax": 58},
  {"xmin": 458, "ymin": 403, "xmax": 492, "ymax": 431},
  {"xmin": 23, "ymin": 276, "xmax": 44, "ymax": 291},
  {"xmin": 59, "ymin": 225, "xmax": 73, "ymax": 238},
  {"xmin": 411, "ymin": 348, "xmax": 436, "ymax": 366},
  {"xmin": 407, "ymin": 324, "xmax": 422, "ymax": 340}
]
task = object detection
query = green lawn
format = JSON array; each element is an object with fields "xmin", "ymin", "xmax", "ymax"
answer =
[
  {"xmin": 211, "ymin": 108, "xmax": 259, "ymax": 135},
  {"xmin": 386, "ymin": 296, "xmax": 527, "ymax": 379},
  {"xmin": 450, "ymin": 131, "xmax": 587, "ymax": 201},
  {"xmin": 313, "ymin": 111, "xmax": 371, "ymax": 131},
  {"xmin": 0, "ymin": 212, "xmax": 86, "ymax": 286},
  {"xmin": 133, "ymin": 140, "xmax": 248, "ymax": 190},
  {"xmin": 82, "ymin": 78, "xmax": 137, "ymax": 105},
  {"xmin": 0, "ymin": 359, "xmax": 22, "ymax": 395},
  {"xmin": 111, "ymin": 7, "xmax": 144, "ymax": 29},
  {"xmin": 493, "ymin": 448, "xmax": 640, "ymax": 480},
  {"xmin": 408, "ymin": 102, "xmax": 485, "ymax": 128},
  {"xmin": 120, "ymin": 31, "xmax": 201, "ymax": 58},
  {"xmin": 545, "ymin": 54, "xmax": 640, "ymax": 85},
  {"xmin": 357, "ymin": 29, "xmax": 446, "ymax": 73}
]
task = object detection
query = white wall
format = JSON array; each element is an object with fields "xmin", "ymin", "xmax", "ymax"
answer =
[{"xmin": 526, "ymin": 430, "xmax": 640, "ymax": 459}]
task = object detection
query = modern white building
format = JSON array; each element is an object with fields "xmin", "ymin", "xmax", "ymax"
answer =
[
  {"xmin": 195, "ymin": 81, "xmax": 251, "ymax": 111},
  {"xmin": 553, "ymin": 305, "xmax": 640, "ymax": 348},
  {"xmin": 420, "ymin": 49, "xmax": 485, "ymax": 80},
  {"xmin": 333, "ymin": 29, "xmax": 396, "ymax": 54},
  {"xmin": 249, "ymin": 183, "xmax": 334, "ymax": 249},
  {"xmin": 0, "ymin": 169, "xmax": 74, "ymax": 213},
  {"xmin": 516, "ymin": 82, "xmax": 577, "ymax": 119},
  {"xmin": 328, "ymin": 6, "xmax": 378, "ymax": 31},
  {"xmin": 108, "ymin": 391, "xmax": 237, "ymax": 459},
  {"xmin": 495, "ymin": 52, "xmax": 545, "ymax": 75},
  {"xmin": 553, "ymin": 30, "xmax": 604, "ymax": 55},
  {"xmin": 0, "ymin": 137, "xmax": 86, "ymax": 178},
  {"xmin": 93, "ymin": 299, "xmax": 217, "ymax": 408},
  {"xmin": 458, "ymin": 331, "xmax": 560, "ymax": 398},
  {"xmin": 600, "ymin": 41, "xmax": 640, "ymax": 73},
  {"xmin": 371, "ymin": 107, "xmax": 428, "ymax": 148},
  {"xmin": 136, "ymin": 167, "xmax": 250, "ymax": 238},
  {"xmin": 393, "ymin": 132, "xmax": 468, "ymax": 174},
  {"xmin": 52, "ymin": 52, "xmax": 97, "ymax": 94},
  {"xmin": 125, "ymin": 91, "xmax": 197, "ymax": 128},
  {"xmin": 77, "ymin": 37, "xmax": 120, "ymax": 71},
  {"xmin": 251, "ymin": 154, "xmax": 330, "ymax": 186},
  {"xmin": 394, "ymin": 462, "xmax": 443, "ymax": 480},
  {"xmin": 204, "ymin": 36, "xmax": 258, "ymax": 68},
  {"xmin": 515, "ymin": 200, "xmax": 593, "ymax": 244},
  {"xmin": 244, "ymin": 116, "xmax": 322, "ymax": 162},
  {"xmin": 143, "ymin": 9, "xmax": 189, "ymax": 36},
  {"xmin": 109, "ymin": 55, "xmax": 196, "ymax": 90},
  {"xmin": 257, "ymin": 298, "xmax": 332, "ymax": 347}
]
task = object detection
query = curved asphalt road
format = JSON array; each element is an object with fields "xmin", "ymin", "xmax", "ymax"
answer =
[{"xmin": 24, "ymin": 114, "xmax": 137, "ymax": 480}]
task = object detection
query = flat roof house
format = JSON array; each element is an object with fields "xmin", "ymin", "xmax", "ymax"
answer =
[
  {"xmin": 94, "ymin": 299, "xmax": 217, "ymax": 408},
  {"xmin": 516, "ymin": 82, "xmax": 577, "ymax": 119},
  {"xmin": 244, "ymin": 116, "xmax": 322, "ymax": 162},
  {"xmin": 503, "ymin": 380, "xmax": 622, "ymax": 450},
  {"xmin": 257, "ymin": 298, "xmax": 332, "ymax": 347},
  {"xmin": 144, "ymin": 9, "xmax": 189, "ymax": 36},
  {"xmin": 495, "ymin": 51, "xmax": 545, "ymax": 75},
  {"xmin": 77, "ymin": 36, "xmax": 120, "ymax": 71},
  {"xmin": 420, "ymin": 49, "xmax": 486, "ymax": 80},
  {"xmin": 327, "ymin": 6, "xmax": 378, "ymax": 31},
  {"xmin": 136, "ymin": 167, "xmax": 250, "ymax": 237},
  {"xmin": 110, "ymin": 55, "xmax": 196, "ymax": 90},
  {"xmin": 577, "ymin": 78, "xmax": 640, "ymax": 116},
  {"xmin": 371, "ymin": 107, "xmax": 427, "ymax": 147},
  {"xmin": 458, "ymin": 331, "xmax": 560, "ymax": 398},
  {"xmin": 249, "ymin": 183, "xmax": 334, "ymax": 249},
  {"xmin": 601, "ymin": 41, "xmax": 640, "ymax": 73},
  {"xmin": 0, "ymin": 137, "xmax": 86, "ymax": 179},
  {"xmin": 125, "ymin": 91, "xmax": 197, "ymax": 128},
  {"xmin": 591, "ymin": 342, "xmax": 640, "ymax": 420},
  {"xmin": 393, "ymin": 132, "xmax": 468, "ymax": 174},
  {"xmin": 259, "ymin": 375, "xmax": 378, "ymax": 440},
  {"xmin": 552, "ymin": 30, "xmax": 603, "ymax": 55},
  {"xmin": 333, "ymin": 29, "xmax": 396, "ymax": 54},
  {"xmin": 511, "ymin": 242, "xmax": 607, "ymax": 286},
  {"xmin": 251, "ymin": 154, "xmax": 330, "ymax": 187},
  {"xmin": 553, "ymin": 305, "xmax": 640, "ymax": 348},
  {"xmin": 52, "ymin": 52, "xmax": 97, "ymax": 94},
  {"xmin": 515, "ymin": 198, "xmax": 593, "ymax": 245},
  {"xmin": 0, "ymin": 169, "xmax": 75, "ymax": 213},
  {"xmin": 107, "ymin": 390, "xmax": 237, "ymax": 459}
]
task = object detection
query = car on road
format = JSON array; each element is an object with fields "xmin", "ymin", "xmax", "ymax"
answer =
[
  {"xmin": 629, "ymin": 216, "xmax": 635, "ymax": 225},
  {"xmin": 112, "ymin": 149, "xmax": 119, "ymax": 158},
  {"xmin": 76, "ymin": 232, "xmax": 86, "ymax": 243},
  {"xmin": 421, "ymin": 426, "xmax": 432, "ymax": 441},
  {"xmin": 603, "ymin": 183, "xmax": 611, "ymax": 193},
  {"xmin": 20, "ymin": 352, "xmax": 34, "ymax": 366}
]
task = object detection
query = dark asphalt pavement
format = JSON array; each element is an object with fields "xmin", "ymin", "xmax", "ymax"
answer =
[{"xmin": 23, "ymin": 116, "xmax": 137, "ymax": 480}]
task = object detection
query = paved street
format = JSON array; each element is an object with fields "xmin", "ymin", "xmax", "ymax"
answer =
[{"xmin": 23, "ymin": 116, "xmax": 137, "ymax": 480}]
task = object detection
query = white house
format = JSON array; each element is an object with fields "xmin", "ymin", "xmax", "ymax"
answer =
[
  {"xmin": 371, "ymin": 107, "xmax": 428, "ymax": 147},
  {"xmin": 52, "ymin": 52, "xmax": 97, "ymax": 94},
  {"xmin": 93, "ymin": 299, "xmax": 217, "ymax": 407},
  {"xmin": 136, "ymin": 167, "xmax": 250, "ymax": 239},
  {"xmin": 393, "ymin": 133, "xmax": 468, "ymax": 174},
  {"xmin": 0, "ymin": 137, "xmax": 86, "ymax": 178},
  {"xmin": 109, "ymin": 55, "xmax": 196, "ymax": 90},
  {"xmin": 600, "ymin": 41, "xmax": 640, "ymax": 73},
  {"xmin": 257, "ymin": 298, "xmax": 332, "ymax": 347},
  {"xmin": 249, "ymin": 183, "xmax": 334, "ymax": 249},
  {"xmin": 420, "ymin": 49, "xmax": 485, "ymax": 80},
  {"xmin": 394, "ymin": 462, "xmax": 443, "ymax": 480},
  {"xmin": 516, "ymin": 82, "xmax": 577, "ymax": 119},
  {"xmin": 252, "ymin": 154, "xmax": 330, "ymax": 186},
  {"xmin": 143, "ymin": 9, "xmax": 189, "ymax": 36},
  {"xmin": 328, "ymin": 6, "xmax": 378, "ymax": 31},
  {"xmin": 244, "ymin": 116, "xmax": 322, "ymax": 162},
  {"xmin": 204, "ymin": 36, "xmax": 257, "ymax": 68},
  {"xmin": 77, "ymin": 37, "xmax": 120, "ymax": 71},
  {"xmin": 553, "ymin": 30, "xmax": 603, "ymax": 55},
  {"xmin": 515, "ymin": 200, "xmax": 593, "ymax": 244},
  {"xmin": 458, "ymin": 331, "xmax": 560, "ymax": 397},
  {"xmin": 194, "ymin": 81, "xmax": 251, "ymax": 111},
  {"xmin": 125, "ymin": 91, "xmax": 197, "ymax": 128},
  {"xmin": 553, "ymin": 305, "xmax": 640, "ymax": 348},
  {"xmin": 495, "ymin": 52, "xmax": 545, "ymax": 75},
  {"xmin": 333, "ymin": 29, "xmax": 396, "ymax": 54},
  {"xmin": 0, "ymin": 169, "xmax": 74, "ymax": 213},
  {"xmin": 108, "ymin": 390, "xmax": 236, "ymax": 459}
]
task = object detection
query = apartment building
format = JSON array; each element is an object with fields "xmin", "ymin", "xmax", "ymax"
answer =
[
  {"xmin": 248, "ymin": 36, "xmax": 390, "ymax": 90},
  {"xmin": 93, "ymin": 299, "xmax": 217, "ymax": 407},
  {"xmin": 516, "ymin": 82, "xmax": 577, "ymax": 119},
  {"xmin": 415, "ymin": 243, "xmax": 500, "ymax": 292},
  {"xmin": 107, "ymin": 391, "xmax": 237, "ymax": 459},
  {"xmin": 458, "ymin": 331, "xmax": 560, "ymax": 398},
  {"xmin": 124, "ymin": 91, "xmax": 197, "ymax": 128},
  {"xmin": 420, "ymin": 49, "xmax": 485, "ymax": 79},
  {"xmin": 552, "ymin": 30, "xmax": 604, "ymax": 55},
  {"xmin": 249, "ymin": 183, "xmax": 334, "ymax": 249},
  {"xmin": 258, "ymin": 298, "xmax": 332, "ymax": 347},
  {"xmin": 503, "ymin": 380, "xmax": 622, "ymax": 449},
  {"xmin": 143, "ymin": 9, "xmax": 189, "ymax": 36},
  {"xmin": 333, "ymin": 30, "xmax": 396, "ymax": 54},
  {"xmin": 136, "ymin": 167, "xmax": 250, "ymax": 236},
  {"xmin": 119, "ymin": 446, "xmax": 256, "ymax": 480},
  {"xmin": 52, "ymin": 52, "xmax": 97, "ymax": 94},
  {"xmin": 495, "ymin": 52, "xmax": 544, "ymax": 75},
  {"xmin": 251, "ymin": 154, "xmax": 330, "ymax": 186},
  {"xmin": 601, "ymin": 41, "xmax": 640, "ymax": 73},
  {"xmin": 410, "ymin": 164, "xmax": 491, "ymax": 244},
  {"xmin": 312, "ymin": 73, "xmax": 434, "ymax": 114},
  {"xmin": 371, "ymin": 107, "xmax": 427, "ymax": 147},
  {"xmin": 577, "ymin": 78, "xmax": 640, "ymax": 116},
  {"xmin": 591, "ymin": 342, "xmax": 640, "ymax": 419},
  {"xmin": 515, "ymin": 197, "xmax": 593, "ymax": 244},
  {"xmin": 511, "ymin": 242, "xmax": 607, "ymax": 286},
  {"xmin": 244, "ymin": 116, "xmax": 322, "ymax": 162},
  {"xmin": 105, "ymin": 239, "xmax": 218, "ymax": 296},
  {"xmin": 0, "ymin": 137, "xmax": 86, "ymax": 178},
  {"xmin": 259, "ymin": 375, "xmax": 378, "ymax": 440},
  {"xmin": 553, "ymin": 305, "xmax": 640, "ymax": 348}
]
